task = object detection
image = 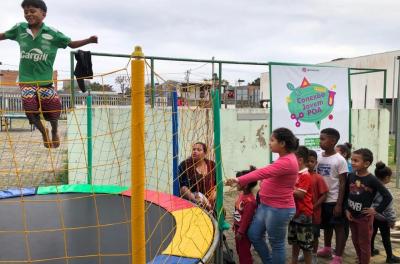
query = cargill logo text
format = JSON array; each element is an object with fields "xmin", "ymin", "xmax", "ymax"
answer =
[{"xmin": 21, "ymin": 49, "xmax": 48, "ymax": 62}]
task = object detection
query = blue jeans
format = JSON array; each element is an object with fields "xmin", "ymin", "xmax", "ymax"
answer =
[{"xmin": 247, "ymin": 204, "xmax": 295, "ymax": 264}]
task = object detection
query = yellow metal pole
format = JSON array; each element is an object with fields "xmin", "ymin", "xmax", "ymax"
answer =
[{"xmin": 131, "ymin": 46, "xmax": 146, "ymax": 264}]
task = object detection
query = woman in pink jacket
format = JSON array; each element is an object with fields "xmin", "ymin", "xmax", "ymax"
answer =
[{"xmin": 226, "ymin": 127, "xmax": 299, "ymax": 264}]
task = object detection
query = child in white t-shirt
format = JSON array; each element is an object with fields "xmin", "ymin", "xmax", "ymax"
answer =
[{"xmin": 316, "ymin": 128, "xmax": 349, "ymax": 264}]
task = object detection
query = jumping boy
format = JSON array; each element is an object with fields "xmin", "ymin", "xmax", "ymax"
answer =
[
  {"xmin": 316, "ymin": 128, "xmax": 349, "ymax": 264},
  {"xmin": 0, "ymin": 0, "xmax": 98, "ymax": 148}
]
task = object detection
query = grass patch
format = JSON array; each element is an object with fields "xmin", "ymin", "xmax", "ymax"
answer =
[{"xmin": 55, "ymin": 151, "xmax": 69, "ymax": 184}]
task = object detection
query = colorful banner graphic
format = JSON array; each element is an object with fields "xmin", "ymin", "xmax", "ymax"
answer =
[{"xmin": 270, "ymin": 64, "xmax": 350, "ymax": 156}]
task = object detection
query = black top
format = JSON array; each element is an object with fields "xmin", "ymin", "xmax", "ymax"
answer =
[
  {"xmin": 178, "ymin": 158, "xmax": 216, "ymax": 198},
  {"xmin": 346, "ymin": 172, "xmax": 392, "ymax": 218}
]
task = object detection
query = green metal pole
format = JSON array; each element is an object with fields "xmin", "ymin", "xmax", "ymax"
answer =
[
  {"xmin": 212, "ymin": 90, "xmax": 224, "ymax": 229},
  {"xmin": 70, "ymin": 52, "xmax": 75, "ymax": 107},
  {"xmin": 218, "ymin": 63, "xmax": 222, "ymax": 108},
  {"xmin": 87, "ymin": 92, "xmax": 93, "ymax": 184},
  {"xmin": 151, "ymin": 58, "xmax": 155, "ymax": 108},
  {"xmin": 348, "ymin": 68, "xmax": 352, "ymax": 145},
  {"xmin": 212, "ymin": 89, "xmax": 224, "ymax": 264}
]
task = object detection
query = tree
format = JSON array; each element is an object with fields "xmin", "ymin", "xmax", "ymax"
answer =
[
  {"xmin": 249, "ymin": 77, "xmax": 260, "ymax": 86},
  {"xmin": 89, "ymin": 82, "xmax": 114, "ymax": 92},
  {"xmin": 115, "ymin": 76, "xmax": 130, "ymax": 95}
]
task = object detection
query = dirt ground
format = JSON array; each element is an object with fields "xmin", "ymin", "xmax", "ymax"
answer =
[
  {"xmin": 223, "ymin": 180, "xmax": 400, "ymax": 264},
  {"xmin": 0, "ymin": 119, "xmax": 67, "ymax": 189},
  {"xmin": 1, "ymin": 120, "xmax": 399, "ymax": 263}
]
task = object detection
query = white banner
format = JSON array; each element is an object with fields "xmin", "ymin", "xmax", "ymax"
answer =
[{"xmin": 270, "ymin": 64, "xmax": 350, "ymax": 156}]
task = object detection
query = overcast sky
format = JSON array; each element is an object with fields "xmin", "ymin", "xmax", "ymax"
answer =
[{"xmin": 1, "ymin": 0, "xmax": 400, "ymax": 87}]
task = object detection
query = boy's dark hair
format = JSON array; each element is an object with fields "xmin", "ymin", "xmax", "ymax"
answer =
[
  {"xmin": 336, "ymin": 142, "xmax": 352, "ymax": 160},
  {"xmin": 272, "ymin": 127, "xmax": 299, "ymax": 152},
  {"xmin": 308, "ymin": 149, "xmax": 317, "ymax": 159},
  {"xmin": 375, "ymin": 161, "xmax": 392, "ymax": 180},
  {"xmin": 21, "ymin": 0, "xmax": 47, "ymax": 12},
  {"xmin": 236, "ymin": 165, "xmax": 257, "ymax": 189},
  {"xmin": 295, "ymin": 146, "xmax": 309, "ymax": 163},
  {"xmin": 321, "ymin": 128, "xmax": 340, "ymax": 144},
  {"xmin": 353, "ymin": 148, "xmax": 373, "ymax": 165}
]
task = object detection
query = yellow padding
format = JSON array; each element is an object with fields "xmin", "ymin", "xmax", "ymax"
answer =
[{"xmin": 162, "ymin": 207, "xmax": 214, "ymax": 259}]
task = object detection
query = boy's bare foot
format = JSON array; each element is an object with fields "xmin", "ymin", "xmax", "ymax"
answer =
[
  {"xmin": 42, "ymin": 128, "xmax": 52, "ymax": 148},
  {"xmin": 52, "ymin": 131, "xmax": 60, "ymax": 148}
]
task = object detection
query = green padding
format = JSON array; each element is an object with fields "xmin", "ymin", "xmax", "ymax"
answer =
[{"xmin": 37, "ymin": 184, "xmax": 129, "ymax": 195}]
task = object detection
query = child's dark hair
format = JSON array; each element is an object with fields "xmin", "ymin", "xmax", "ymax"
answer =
[
  {"xmin": 21, "ymin": 0, "xmax": 47, "ymax": 12},
  {"xmin": 321, "ymin": 128, "xmax": 340, "ymax": 144},
  {"xmin": 236, "ymin": 165, "xmax": 257, "ymax": 189},
  {"xmin": 295, "ymin": 146, "xmax": 309, "ymax": 163},
  {"xmin": 353, "ymin": 148, "xmax": 373, "ymax": 165},
  {"xmin": 375, "ymin": 161, "xmax": 392, "ymax": 180},
  {"xmin": 336, "ymin": 142, "xmax": 352, "ymax": 160},
  {"xmin": 272, "ymin": 127, "xmax": 299, "ymax": 152},
  {"xmin": 308, "ymin": 149, "xmax": 317, "ymax": 159}
]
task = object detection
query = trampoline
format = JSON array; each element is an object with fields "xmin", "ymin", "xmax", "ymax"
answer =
[{"xmin": 0, "ymin": 186, "xmax": 218, "ymax": 264}]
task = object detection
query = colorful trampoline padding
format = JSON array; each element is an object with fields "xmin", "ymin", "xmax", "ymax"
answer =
[
  {"xmin": 4, "ymin": 185, "xmax": 217, "ymax": 263},
  {"xmin": 123, "ymin": 189, "xmax": 216, "ymax": 261}
]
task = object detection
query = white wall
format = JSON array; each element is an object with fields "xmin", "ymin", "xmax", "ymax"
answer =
[{"xmin": 319, "ymin": 51, "xmax": 400, "ymax": 109}]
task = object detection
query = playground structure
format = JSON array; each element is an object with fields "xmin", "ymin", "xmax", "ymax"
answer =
[{"xmin": 0, "ymin": 47, "xmax": 221, "ymax": 264}]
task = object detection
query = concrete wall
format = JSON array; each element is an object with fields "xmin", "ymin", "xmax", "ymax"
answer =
[
  {"xmin": 351, "ymin": 109, "xmax": 389, "ymax": 165},
  {"xmin": 67, "ymin": 107, "xmax": 388, "ymax": 193}
]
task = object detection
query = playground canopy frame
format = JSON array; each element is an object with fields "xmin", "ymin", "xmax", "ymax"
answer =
[{"xmin": 69, "ymin": 51, "xmax": 389, "ymax": 225}]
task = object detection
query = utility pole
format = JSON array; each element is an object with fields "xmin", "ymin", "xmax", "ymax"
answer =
[{"xmin": 185, "ymin": 70, "xmax": 190, "ymax": 99}]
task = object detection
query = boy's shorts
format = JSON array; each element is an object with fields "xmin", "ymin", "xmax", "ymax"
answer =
[
  {"xmin": 288, "ymin": 214, "xmax": 314, "ymax": 251},
  {"xmin": 20, "ymin": 84, "xmax": 62, "ymax": 122},
  {"xmin": 312, "ymin": 224, "xmax": 320, "ymax": 239},
  {"xmin": 321, "ymin": 202, "xmax": 345, "ymax": 229}
]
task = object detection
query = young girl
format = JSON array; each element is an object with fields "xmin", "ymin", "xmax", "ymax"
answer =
[
  {"xmin": 226, "ymin": 127, "xmax": 298, "ymax": 264},
  {"xmin": 345, "ymin": 149, "xmax": 393, "ymax": 264},
  {"xmin": 371, "ymin": 162, "xmax": 400, "ymax": 263},
  {"xmin": 336, "ymin": 142, "xmax": 352, "ymax": 172},
  {"xmin": 233, "ymin": 166, "xmax": 258, "ymax": 264}
]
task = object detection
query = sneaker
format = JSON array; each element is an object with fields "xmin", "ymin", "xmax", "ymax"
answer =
[
  {"xmin": 329, "ymin": 255, "xmax": 342, "ymax": 264},
  {"xmin": 298, "ymin": 254, "xmax": 305, "ymax": 262},
  {"xmin": 312, "ymin": 254, "xmax": 318, "ymax": 264},
  {"xmin": 386, "ymin": 255, "xmax": 400, "ymax": 263},
  {"xmin": 317, "ymin": 247, "xmax": 332, "ymax": 258},
  {"xmin": 371, "ymin": 248, "xmax": 380, "ymax": 256}
]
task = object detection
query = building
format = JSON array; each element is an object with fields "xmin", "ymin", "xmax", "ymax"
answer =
[{"xmin": 0, "ymin": 70, "xmax": 60, "ymax": 91}]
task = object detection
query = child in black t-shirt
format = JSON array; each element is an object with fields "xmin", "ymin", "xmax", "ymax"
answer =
[{"xmin": 345, "ymin": 148, "xmax": 392, "ymax": 264}]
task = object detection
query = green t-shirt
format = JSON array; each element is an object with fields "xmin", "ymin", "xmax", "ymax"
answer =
[{"xmin": 5, "ymin": 22, "xmax": 71, "ymax": 86}]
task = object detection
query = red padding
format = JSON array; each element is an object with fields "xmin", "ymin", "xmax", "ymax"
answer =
[{"xmin": 122, "ymin": 189, "xmax": 194, "ymax": 212}]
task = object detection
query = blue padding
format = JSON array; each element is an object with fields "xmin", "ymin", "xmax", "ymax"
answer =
[
  {"xmin": 148, "ymin": 255, "xmax": 200, "ymax": 264},
  {"xmin": 0, "ymin": 187, "xmax": 36, "ymax": 199}
]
